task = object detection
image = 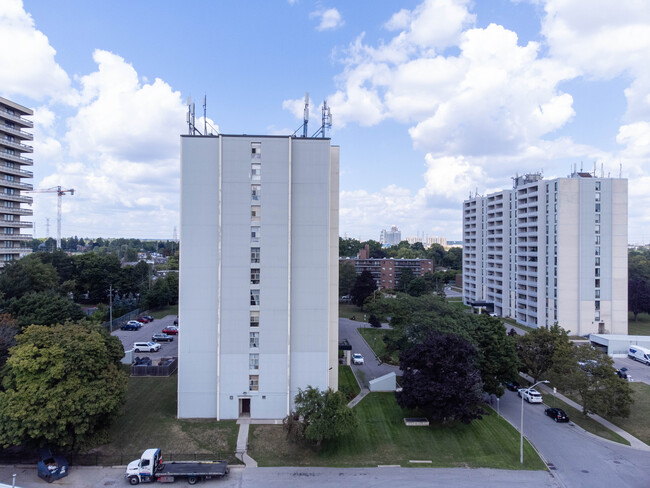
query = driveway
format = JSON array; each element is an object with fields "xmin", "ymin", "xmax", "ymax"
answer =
[
  {"xmin": 498, "ymin": 388, "xmax": 650, "ymax": 488},
  {"xmin": 339, "ymin": 318, "xmax": 400, "ymax": 387}
]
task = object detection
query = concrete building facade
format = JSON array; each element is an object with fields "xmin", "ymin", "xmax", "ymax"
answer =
[
  {"xmin": 380, "ymin": 225, "xmax": 401, "ymax": 246},
  {"xmin": 463, "ymin": 172, "xmax": 627, "ymax": 336},
  {"xmin": 0, "ymin": 97, "xmax": 33, "ymax": 266},
  {"xmin": 179, "ymin": 134, "xmax": 339, "ymax": 419}
]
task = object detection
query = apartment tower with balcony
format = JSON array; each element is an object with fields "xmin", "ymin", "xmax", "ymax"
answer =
[
  {"xmin": 179, "ymin": 134, "xmax": 339, "ymax": 419},
  {"xmin": 0, "ymin": 97, "xmax": 33, "ymax": 265},
  {"xmin": 463, "ymin": 172, "xmax": 627, "ymax": 336}
]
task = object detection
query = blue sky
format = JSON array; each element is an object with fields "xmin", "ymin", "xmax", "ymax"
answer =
[{"xmin": 2, "ymin": 0, "xmax": 650, "ymax": 243}]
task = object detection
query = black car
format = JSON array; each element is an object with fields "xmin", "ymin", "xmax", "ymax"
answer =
[
  {"xmin": 505, "ymin": 381, "xmax": 520, "ymax": 392},
  {"xmin": 121, "ymin": 323, "xmax": 139, "ymax": 331},
  {"xmin": 615, "ymin": 367, "xmax": 629, "ymax": 379},
  {"xmin": 544, "ymin": 407, "xmax": 569, "ymax": 422},
  {"xmin": 143, "ymin": 315, "xmax": 154, "ymax": 322}
]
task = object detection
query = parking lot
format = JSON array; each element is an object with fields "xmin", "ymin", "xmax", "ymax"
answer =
[
  {"xmin": 111, "ymin": 314, "xmax": 178, "ymax": 359},
  {"xmin": 613, "ymin": 356, "xmax": 650, "ymax": 385}
]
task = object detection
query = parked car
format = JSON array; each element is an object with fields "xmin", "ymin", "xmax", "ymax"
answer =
[
  {"xmin": 133, "ymin": 341, "xmax": 161, "ymax": 353},
  {"xmin": 352, "ymin": 353, "xmax": 364, "ymax": 365},
  {"xmin": 126, "ymin": 320, "xmax": 143, "ymax": 328},
  {"xmin": 522, "ymin": 388, "xmax": 543, "ymax": 403},
  {"xmin": 544, "ymin": 407, "xmax": 569, "ymax": 422},
  {"xmin": 162, "ymin": 326, "xmax": 178, "ymax": 335},
  {"xmin": 173, "ymin": 317, "xmax": 178, "ymax": 326},
  {"xmin": 628, "ymin": 345, "xmax": 650, "ymax": 365},
  {"xmin": 136, "ymin": 317, "xmax": 149, "ymax": 323},
  {"xmin": 505, "ymin": 381, "xmax": 520, "ymax": 392},
  {"xmin": 143, "ymin": 315, "xmax": 154, "ymax": 322},
  {"xmin": 152, "ymin": 333, "xmax": 173, "ymax": 342},
  {"xmin": 615, "ymin": 367, "xmax": 632, "ymax": 381},
  {"xmin": 121, "ymin": 323, "xmax": 139, "ymax": 331}
]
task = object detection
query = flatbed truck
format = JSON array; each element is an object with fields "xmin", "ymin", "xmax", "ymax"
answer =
[{"xmin": 125, "ymin": 449, "xmax": 228, "ymax": 485}]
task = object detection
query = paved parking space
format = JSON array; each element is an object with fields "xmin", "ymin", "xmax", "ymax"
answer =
[
  {"xmin": 111, "ymin": 314, "xmax": 178, "ymax": 359},
  {"xmin": 613, "ymin": 356, "xmax": 650, "ymax": 385}
]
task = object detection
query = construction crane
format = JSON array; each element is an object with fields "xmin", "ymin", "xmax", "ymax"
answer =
[{"xmin": 25, "ymin": 186, "xmax": 75, "ymax": 249}]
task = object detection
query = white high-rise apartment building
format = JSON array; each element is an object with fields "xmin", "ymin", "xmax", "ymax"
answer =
[
  {"xmin": 380, "ymin": 225, "xmax": 401, "ymax": 246},
  {"xmin": 463, "ymin": 172, "xmax": 627, "ymax": 336},
  {"xmin": 0, "ymin": 97, "xmax": 33, "ymax": 265},
  {"xmin": 179, "ymin": 134, "xmax": 339, "ymax": 419}
]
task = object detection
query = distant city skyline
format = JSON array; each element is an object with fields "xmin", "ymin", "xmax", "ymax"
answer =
[{"xmin": 2, "ymin": 1, "xmax": 650, "ymax": 242}]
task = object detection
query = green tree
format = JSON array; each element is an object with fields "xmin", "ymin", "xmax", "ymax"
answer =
[
  {"xmin": 339, "ymin": 262, "xmax": 357, "ymax": 297},
  {"xmin": 515, "ymin": 325, "xmax": 568, "ymax": 382},
  {"xmin": 0, "ymin": 255, "xmax": 59, "ymax": 300},
  {"xmin": 628, "ymin": 252, "xmax": 650, "ymax": 320},
  {"xmin": 284, "ymin": 386, "xmax": 358, "ymax": 445},
  {"xmin": 7, "ymin": 291, "xmax": 85, "ymax": 327},
  {"xmin": 397, "ymin": 268, "xmax": 415, "ymax": 292},
  {"xmin": 73, "ymin": 252, "xmax": 122, "ymax": 302},
  {"xmin": 0, "ymin": 322, "xmax": 128, "ymax": 449},
  {"xmin": 0, "ymin": 314, "xmax": 19, "ymax": 372},
  {"xmin": 397, "ymin": 332, "xmax": 484, "ymax": 424},
  {"xmin": 473, "ymin": 315, "xmax": 519, "ymax": 396},
  {"xmin": 406, "ymin": 277, "xmax": 427, "ymax": 297},
  {"xmin": 350, "ymin": 270, "xmax": 376, "ymax": 308},
  {"xmin": 339, "ymin": 237, "xmax": 363, "ymax": 258},
  {"xmin": 550, "ymin": 344, "xmax": 632, "ymax": 417},
  {"xmin": 426, "ymin": 243, "xmax": 445, "ymax": 265}
]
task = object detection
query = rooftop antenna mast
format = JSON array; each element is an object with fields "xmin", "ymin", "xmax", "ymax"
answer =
[
  {"xmin": 303, "ymin": 92, "xmax": 309, "ymax": 137},
  {"xmin": 312, "ymin": 100, "xmax": 333, "ymax": 138},
  {"xmin": 187, "ymin": 97, "xmax": 202, "ymax": 135},
  {"xmin": 203, "ymin": 95, "xmax": 207, "ymax": 136}
]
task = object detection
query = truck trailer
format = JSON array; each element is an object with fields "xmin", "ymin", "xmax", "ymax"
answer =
[{"xmin": 125, "ymin": 449, "xmax": 228, "ymax": 485}]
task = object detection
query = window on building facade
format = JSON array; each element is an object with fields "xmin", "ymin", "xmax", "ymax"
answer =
[
  {"xmin": 595, "ymin": 300, "xmax": 600, "ymax": 310},
  {"xmin": 595, "ymin": 256, "xmax": 600, "ymax": 266},
  {"xmin": 249, "ymin": 374, "xmax": 259, "ymax": 391},
  {"xmin": 251, "ymin": 226, "xmax": 260, "ymax": 242},
  {"xmin": 595, "ymin": 278, "xmax": 600, "ymax": 288},
  {"xmin": 251, "ymin": 184, "xmax": 261, "ymax": 201},
  {"xmin": 595, "ymin": 203, "xmax": 600, "ymax": 212},
  {"xmin": 595, "ymin": 192, "xmax": 601, "ymax": 202},
  {"xmin": 595, "ymin": 235, "xmax": 600, "ymax": 245},
  {"xmin": 595, "ymin": 310, "xmax": 600, "ymax": 321},
  {"xmin": 251, "ymin": 206, "xmax": 261, "ymax": 222},
  {"xmin": 595, "ymin": 246, "xmax": 600, "ymax": 256},
  {"xmin": 249, "ymin": 332, "xmax": 259, "ymax": 348},
  {"xmin": 249, "ymin": 353, "xmax": 259, "ymax": 370},
  {"xmin": 595, "ymin": 213, "xmax": 601, "ymax": 223},
  {"xmin": 251, "ymin": 247, "xmax": 260, "ymax": 263},
  {"xmin": 595, "ymin": 268, "xmax": 600, "ymax": 277},
  {"xmin": 595, "ymin": 289, "xmax": 600, "ymax": 298},
  {"xmin": 251, "ymin": 162, "xmax": 261, "ymax": 180},
  {"xmin": 250, "ymin": 289, "xmax": 260, "ymax": 306},
  {"xmin": 251, "ymin": 142, "xmax": 261, "ymax": 159},
  {"xmin": 250, "ymin": 311, "xmax": 260, "ymax": 327},
  {"xmin": 251, "ymin": 268, "xmax": 260, "ymax": 284},
  {"xmin": 595, "ymin": 224, "xmax": 600, "ymax": 234},
  {"xmin": 595, "ymin": 181, "xmax": 601, "ymax": 191}
]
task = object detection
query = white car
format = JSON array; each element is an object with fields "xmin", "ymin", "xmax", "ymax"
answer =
[
  {"xmin": 133, "ymin": 341, "xmax": 161, "ymax": 353},
  {"xmin": 352, "ymin": 353, "xmax": 364, "ymax": 365},
  {"xmin": 521, "ymin": 388, "xmax": 543, "ymax": 403}
]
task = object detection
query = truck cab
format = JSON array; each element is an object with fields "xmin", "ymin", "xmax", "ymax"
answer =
[{"xmin": 126, "ymin": 448, "xmax": 161, "ymax": 485}]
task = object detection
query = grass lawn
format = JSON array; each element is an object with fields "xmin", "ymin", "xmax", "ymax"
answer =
[
  {"xmin": 339, "ymin": 303, "xmax": 363, "ymax": 320},
  {"xmin": 542, "ymin": 395, "xmax": 630, "ymax": 446},
  {"xmin": 358, "ymin": 327, "xmax": 399, "ymax": 365},
  {"xmin": 605, "ymin": 382, "xmax": 650, "ymax": 445},
  {"xmin": 148, "ymin": 304, "xmax": 179, "ymax": 320},
  {"xmin": 248, "ymin": 392, "xmax": 546, "ymax": 469},
  {"xmin": 447, "ymin": 299, "xmax": 471, "ymax": 311},
  {"xmin": 503, "ymin": 318, "xmax": 535, "ymax": 333},
  {"xmin": 338, "ymin": 365, "xmax": 361, "ymax": 400},
  {"xmin": 94, "ymin": 375, "xmax": 239, "ymax": 465},
  {"xmin": 628, "ymin": 312, "xmax": 650, "ymax": 335}
]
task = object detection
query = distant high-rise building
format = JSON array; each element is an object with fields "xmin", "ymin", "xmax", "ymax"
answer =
[
  {"xmin": 463, "ymin": 172, "xmax": 627, "ymax": 335},
  {"xmin": 405, "ymin": 235, "xmax": 447, "ymax": 247},
  {"xmin": 0, "ymin": 97, "xmax": 33, "ymax": 266},
  {"xmin": 380, "ymin": 225, "xmax": 401, "ymax": 246},
  {"xmin": 179, "ymin": 134, "xmax": 339, "ymax": 419}
]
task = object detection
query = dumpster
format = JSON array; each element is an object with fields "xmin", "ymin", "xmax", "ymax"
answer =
[{"xmin": 37, "ymin": 448, "xmax": 68, "ymax": 483}]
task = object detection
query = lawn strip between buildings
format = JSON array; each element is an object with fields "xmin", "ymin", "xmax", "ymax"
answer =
[
  {"xmin": 599, "ymin": 382, "xmax": 650, "ymax": 445},
  {"xmin": 628, "ymin": 312, "xmax": 650, "ymax": 336},
  {"xmin": 339, "ymin": 365, "xmax": 361, "ymax": 398},
  {"xmin": 94, "ymin": 374, "xmax": 239, "ymax": 465},
  {"xmin": 358, "ymin": 327, "xmax": 399, "ymax": 365},
  {"xmin": 247, "ymin": 392, "xmax": 546, "ymax": 469}
]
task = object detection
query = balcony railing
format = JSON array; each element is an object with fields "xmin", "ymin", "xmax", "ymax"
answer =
[
  {"xmin": 0, "ymin": 164, "xmax": 32, "ymax": 178},
  {"xmin": 0, "ymin": 207, "xmax": 33, "ymax": 216},
  {"xmin": 0, "ymin": 124, "xmax": 33, "ymax": 140},
  {"xmin": 0, "ymin": 194, "xmax": 32, "ymax": 204},
  {"xmin": 0, "ymin": 247, "xmax": 32, "ymax": 255},
  {"xmin": 0, "ymin": 107, "xmax": 33, "ymax": 128},
  {"xmin": 0, "ymin": 221, "xmax": 32, "ymax": 228},
  {"xmin": 0, "ymin": 137, "xmax": 32, "ymax": 153},
  {"xmin": 0, "ymin": 180, "xmax": 33, "ymax": 191},
  {"xmin": 0, "ymin": 150, "xmax": 33, "ymax": 165},
  {"xmin": 0, "ymin": 234, "xmax": 32, "ymax": 241}
]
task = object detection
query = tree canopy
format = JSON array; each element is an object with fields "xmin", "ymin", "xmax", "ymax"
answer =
[
  {"xmin": 284, "ymin": 386, "xmax": 358, "ymax": 445},
  {"xmin": 7, "ymin": 291, "xmax": 85, "ymax": 328},
  {"xmin": 397, "ymin": 332, "xmax": 485, "ymax": 424},
  {"xmin": 350, "ymin": 270, "xmax": 376, "ymax": 307},
  {"xmin": 0, "ymin": 322, "xmax": 128, "ymax": 449}
]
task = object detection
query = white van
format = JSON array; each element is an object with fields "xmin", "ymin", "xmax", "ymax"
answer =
[{"xmin": 628, "ymin": 345, "xmax": 650, "ymax": 365}]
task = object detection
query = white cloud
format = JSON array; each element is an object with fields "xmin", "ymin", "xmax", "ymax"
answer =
[
  {"xmin": 0, "ymin": 0, "xmax": 74, "ymax": 103},
  {"xmin": 310, "ymin": 8, "xmax": 344, "ymax": 31}
]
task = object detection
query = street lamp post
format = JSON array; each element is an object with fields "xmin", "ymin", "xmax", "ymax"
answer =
[{"xmin": 520, "ymin": 380, "xmax": 549, "ymax": 464}]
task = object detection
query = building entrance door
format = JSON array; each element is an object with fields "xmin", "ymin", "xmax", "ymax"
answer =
[{"xmin": 239, "ymin": 398, "xmax": 251, "ymax": 417}]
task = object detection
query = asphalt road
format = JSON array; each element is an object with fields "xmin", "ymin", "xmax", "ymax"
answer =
[
  {"xmin": 111, "ymin": 314, "xmax": 178, "ymax": 359},
  {"xmin": 339, "ymin": 318, "xmax": 400, "ymax": 387},
  {"xmin": 498, "ymin": 388, "xmax": 650, "ymax": 488}
]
